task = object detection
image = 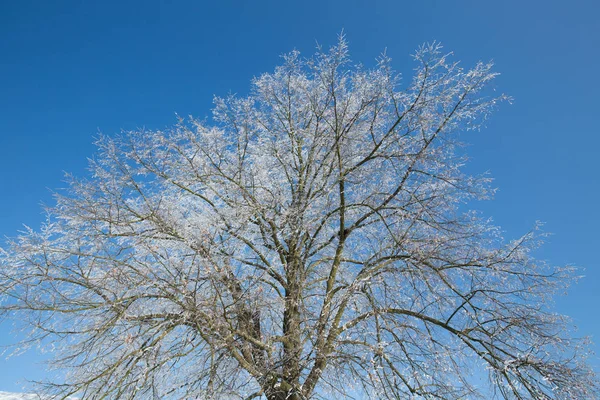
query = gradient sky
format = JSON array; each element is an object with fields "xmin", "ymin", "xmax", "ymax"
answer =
[{"xmin": 1, "ymin": 0, "xmax": 599, "ymax": 393}]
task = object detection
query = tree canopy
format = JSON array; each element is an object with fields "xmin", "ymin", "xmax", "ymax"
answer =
[{"xmin": 1, "ymin": 38, "xmax": 597, "ymax": 399}]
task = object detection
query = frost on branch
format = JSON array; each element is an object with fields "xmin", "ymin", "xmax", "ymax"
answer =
[{"xmin": 0, "ymin": 38, "xmax": 597, "ymax": 399}]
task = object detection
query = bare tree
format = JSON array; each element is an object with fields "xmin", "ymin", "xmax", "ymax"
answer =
[{"xmin": 1, "ymin": 38, "xmax": 597, "ymax": 399}]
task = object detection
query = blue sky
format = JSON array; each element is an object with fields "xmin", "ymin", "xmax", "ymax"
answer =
[{"xmin": 1, "ymin": 0, "xmax": 599, "ymax": 393}]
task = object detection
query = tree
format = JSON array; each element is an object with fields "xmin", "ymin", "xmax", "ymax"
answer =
[{"xmin": 0, "ymin": 38, "xmax": 597, "ymax": 400}]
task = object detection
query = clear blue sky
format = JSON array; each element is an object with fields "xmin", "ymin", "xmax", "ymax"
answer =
[{"xmin": 1, "ymin": 0, "xmax": 598, "ymax": 393}]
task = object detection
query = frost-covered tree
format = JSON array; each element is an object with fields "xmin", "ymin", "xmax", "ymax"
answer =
[{"xmin": 1, "ymin": 38, "xmax": 597, "ymax": 399}]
